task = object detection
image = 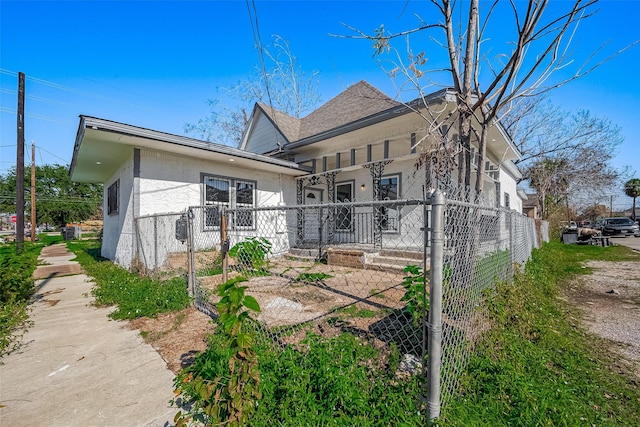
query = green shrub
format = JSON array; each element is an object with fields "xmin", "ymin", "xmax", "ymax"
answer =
[
  {"xmin": 177, "ymin": 329, "xmax": 422, "ymax": 425},
  {"xmin": 0, "ymin": 243, "xmax": 39, "ymax": 304},
  {"xmin": 0, "ymin": 240, "xmax": 52, "ymax": 360},
  {"xmin": 0, "ymin": 299, "xmax": 31, "ymax": 360},
  {"xmin": 401, "ymin": 265, "xmax": 429, "ymax": 326},
  {"xmin": 228, "ymin": 237, "xmax": 271, "ymax": 271}
]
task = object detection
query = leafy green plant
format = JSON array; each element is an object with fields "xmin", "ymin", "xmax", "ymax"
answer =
[
  {"xmin": 401, "ymin": 265, "xmax": 430, "ymax": 326},
  {"xmin": 174, "ymin": 276, "xmax": 261, "ymax": 427},
  {"xmin": 228, "ymin": 237, "xmax": 272, "ymax": 271},
  {"xmin": 176, "ymin": 328, "xmax": 422, "ymax": 426}
]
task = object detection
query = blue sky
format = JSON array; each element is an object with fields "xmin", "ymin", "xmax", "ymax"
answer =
[{"xmin": 1, "ymin": 0, "xmax": 638, "ymax": 209}]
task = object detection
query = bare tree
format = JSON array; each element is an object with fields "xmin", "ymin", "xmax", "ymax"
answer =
[
  {"xmin": 185, "ymin": 35, "xmax": 321, "ymax": 146},
  {"xmin": 500, "ymin": 95, "xmax": 624, "ymax": 217},
  {"xmin": 342, "ymin": 0, "xmax": 637, "ymax": 199}
]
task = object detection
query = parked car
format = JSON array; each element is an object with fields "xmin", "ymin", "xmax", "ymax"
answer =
[{"xmin": 600, "ymin": 217, "xmax": 640, "ymax": 237}]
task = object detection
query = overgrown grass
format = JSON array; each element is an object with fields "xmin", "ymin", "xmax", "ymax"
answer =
[
  {"xmin": 1, "ymin": 234, "xmax": 62, "ymax": 359},
  {"xmin": 177, "ymin": 330, "xmax": 423, "ymax": 425},
  {"xmin": 67, "ymin": 240, "xmax": 191, "ymax": 320},
  {"xmin": 442, "ymin": 241, "xmax": 640, "ymax": 426}
]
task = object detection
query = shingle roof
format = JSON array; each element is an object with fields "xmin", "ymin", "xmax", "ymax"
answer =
[
  {"xmin": 258, "ymin": 81, "xmax": 401, "ymax": 144},
  {"xmin": 298, "ymin": 81, "xmax": 401, "ymax": 139}
]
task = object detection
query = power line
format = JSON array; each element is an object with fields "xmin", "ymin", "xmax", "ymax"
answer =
[
  {"xmin": 0, "ymin": 68, "xmax": 156, "ymax": 111},
  {"xmin": 35, "ymin": 145, "xmax": 69, "ymax": 164},
  {"xmin": 0, "ymin": 88, "xmax": 67, "ymax": 105},
  {"xmin": 0, "ymin": 107, "xmax": 71, "ymax": 125}
]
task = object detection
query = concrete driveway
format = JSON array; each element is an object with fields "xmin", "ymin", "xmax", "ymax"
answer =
[
  {"xmin": 611, "ymin": 235, "xmax": 640, "ymax": 251},
  {"xmin": 0, "ymin": 244, "xmax": 178, "ymax": 426}
]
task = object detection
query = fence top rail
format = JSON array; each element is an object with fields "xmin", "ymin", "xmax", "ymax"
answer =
[
  {"xmin": 189, "ymin": 198, "xmax": 429, "ymax": 213},
  {"xmin": 135, "ymin": 210, "xmax": 186, "ymax": 220}
]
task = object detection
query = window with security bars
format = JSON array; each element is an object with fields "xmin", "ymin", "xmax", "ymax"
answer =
[
  {"xmin": 203, "ymin": 175, "xmax": 255, "ymax": 229},
  {"xmin": 379, "ymin": 175, "xmax": 399, "ymax": 232}
]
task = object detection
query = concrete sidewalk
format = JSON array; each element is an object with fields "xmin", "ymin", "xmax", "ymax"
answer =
[{"xmin": 0, "ymin": 244, "xmax": 178, "ymax": 426}]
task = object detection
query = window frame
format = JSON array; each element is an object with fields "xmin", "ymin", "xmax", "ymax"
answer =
[
  {"xmin": 107, "ymin": 180, "xmax": 119, "ymax": 216},
  {"xmin": 378, "ymin": 173, "xmax": 401, "ymax": 233},
  {"xmin": 335, "ymin": 181, "xmax": 354, "ymax": 232},
  {"xmin": 202, "ymin": 174, "xmax": 256, "ymax": 231}
]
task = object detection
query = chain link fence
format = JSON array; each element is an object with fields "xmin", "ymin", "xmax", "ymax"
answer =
[{"xmin": 132, "ymin": 192, "xmax": 547, "ymax": 420}]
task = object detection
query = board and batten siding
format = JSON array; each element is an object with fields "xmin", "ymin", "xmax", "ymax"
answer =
[{"xmin": 243, "ymin": 110, "xmax": 288, "ymax": 154}]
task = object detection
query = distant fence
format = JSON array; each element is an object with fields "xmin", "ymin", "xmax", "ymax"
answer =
[{"xmin": 133, "ymin": 192, "xmax": 547, "ymax": 420}]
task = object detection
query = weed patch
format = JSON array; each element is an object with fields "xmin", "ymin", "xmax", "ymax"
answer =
[
  {"xmin": 0, "ymin": 241, "xmax": 43, "ymax": 359},
  {"xmin": 442, "ymin": 241, "xmax": 640, "ymax": 426},
  {"xmin": 67, "ymin": 240, "xmax": 190, "ymax": 319}
]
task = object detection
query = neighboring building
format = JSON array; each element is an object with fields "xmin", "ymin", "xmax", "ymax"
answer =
[
  {"xmin": 523, "ymin": 193, "xmax": 540, "ymax": 219},
  {"xmin": 70, "ymin": 81, "xmax": 525, "ymax": 267}
]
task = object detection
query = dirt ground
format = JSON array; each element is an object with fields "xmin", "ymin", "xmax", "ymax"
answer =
[
  {"xmin": 127, "ymin": 307, "xmax": 213, "ymax": 373},
  {"xmin": 562, "ymin": 260, "xmax": 640, "ymax": 377},
  {"xmin": 126, "ymin": 256, "xmax": 413, "ymax": 374},
  {"xmin": 129, "ymin": 257, "xmax": 640, "ymax": 381}
]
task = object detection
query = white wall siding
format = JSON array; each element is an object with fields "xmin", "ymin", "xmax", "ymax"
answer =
[
  {"xmin": 102, "ymin": 150, "xmax": 135, "ymax": 267},
  {"xmin": 131, "ymin": 148, "xmax": 297, "ymax": 268},
  {"xmin": 499, "ymin": 168, "xmax": 521, "ymax": 213}
]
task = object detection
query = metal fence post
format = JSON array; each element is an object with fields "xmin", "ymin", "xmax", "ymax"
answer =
[
  {"xmin": 221, "ymin": 208, "xmax": 229, "ymax": 283},
  {"xmin": 427, "ymin": 190, "xmax": 445, "ymax": 421},
  {"xmin": 508, "ymin": 211, "xmax": 515, "ymax": 279},
  {"xmin": 186, "ymin": 208, "xmax": 196, "ymax": 302},
  {"xmin": 153, "ymin": 215, "xmax": 158, "ymax": 271}
]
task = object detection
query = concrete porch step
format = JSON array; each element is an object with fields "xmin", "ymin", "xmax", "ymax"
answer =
[
  {"xmin": 378, "ymin": 249, "xmax": 425, "ymax": 261},
  {"xmin": 365, "ymin": 255, "xmax": 428, "ymax": 273},
  {"xmin": 285, "ymin": 248, "xmax": 323, "ymax": 261}
]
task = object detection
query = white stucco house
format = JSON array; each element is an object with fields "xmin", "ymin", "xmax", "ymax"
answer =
[
  {"xmin": 70, "ymin": 81, "xmax": 525, "ymax": 268},
  {"xmin": 241, "ymin": 81, "xmax": 524, "ymax": 244},
  {"xmin": 70, "ymin": 116, "xmax": 307, "ymax": 267}
]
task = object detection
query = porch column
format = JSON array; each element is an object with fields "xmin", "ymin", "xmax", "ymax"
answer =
[
  {"xmin": 323, "ymin": 171, "xmax": 339, "ymax": 244},
  {"xmin": 363, "ymin": 160, "xmax": 392, "ymax": 249}
]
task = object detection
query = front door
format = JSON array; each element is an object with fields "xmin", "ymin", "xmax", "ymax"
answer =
[{"xmin": 303, "ymin": 188, "xmax": 322, "ymax": 242}]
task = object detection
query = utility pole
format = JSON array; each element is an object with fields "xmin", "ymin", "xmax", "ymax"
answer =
[
  {"xmin": 31, "ymin": 142, "xmax": 36, "ymax": 242},
  {"xmin": 610, "ymin": 195, "xmax": 613, "ymax": 217},
  {"xmin": 16, "ymin": 72, "xmax": 25, "ymax": 253}
]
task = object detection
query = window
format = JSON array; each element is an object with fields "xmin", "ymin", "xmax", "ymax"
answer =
[
  {"xmin": 235, "ymin": 180, "xmax": 255, "ymax": 227},
  {"xmin": 203, "ymin": 175, "xmax": 255, "ymax": 229},
  {"xmin": 504, "ymin": 192, "xmax": 510, "ymax": 209},
  {"xmin": 379, "ymin": 175, "xmax": 400, "ymax": 232},
  {"xmin": 336, "ymin": 182, "xmax": 353, "ymax": 231},
  {"xmin": 107, "ymin": 180, "xmax": 119, "ymax": 215}
]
